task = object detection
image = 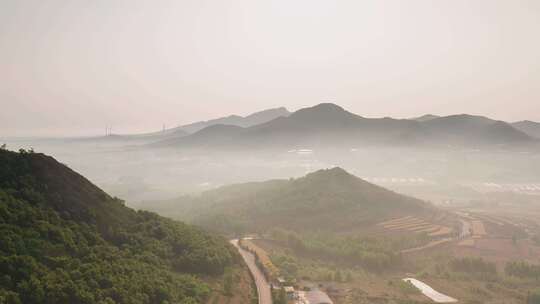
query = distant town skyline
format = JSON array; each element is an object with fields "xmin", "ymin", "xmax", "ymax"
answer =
[{"xmin": 1, "ymin": 0, "xmax": 539, "ymax": 137}]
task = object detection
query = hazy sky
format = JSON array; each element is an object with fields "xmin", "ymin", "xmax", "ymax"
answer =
[{"xmin": 1, "ymin": 0, "xmax": 539, "ymax": 137}]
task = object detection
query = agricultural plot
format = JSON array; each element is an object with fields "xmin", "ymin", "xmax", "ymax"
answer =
[
  {"xmin": 475, "ymin": 214, "xmax": 505, "ymax": 226},
  {"xmin": 471, "ymin": 220, "xmax": 487, "ymax": 238},
  {"xmin": 429, "ymin": 227, "xmax": 454, "ymax": 237},
  {"xmin": 380, "ymin": 216, "xmax": 423, "ymax": 229},
  {"xmin": 378, "ymin": 216, "xmax": 453, "ymax": 237},
  {"xmin": 391, "ymin": 222, "xmax": 432, "ymax": 230},
  {"xmin": 458, "ymin": 239, "xmax": 475, "ymax": 247},
  {"xmin": 380, "ymin": 217, "xmax": 425, "ymax": 228},
  {"xmin": 414, "ymin": 226, "xmax": 442, "ymax": 233}
]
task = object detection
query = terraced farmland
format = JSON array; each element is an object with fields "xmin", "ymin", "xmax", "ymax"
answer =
[
  {"xmin": 471, "ymin": 220, "xmax": 487, "ymax": 238},
  {"xmin": 378, "ymin": 216, "xmax": 454, "ymax": 237}
]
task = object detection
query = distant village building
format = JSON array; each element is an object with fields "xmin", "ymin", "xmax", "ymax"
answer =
[
  {"xmin": 284, "ymin": 286, "xmax": 295, "ymax": 300},
  {"xmin": 304, "ymin": 290, "xmax": 334, "ymax": 304}
]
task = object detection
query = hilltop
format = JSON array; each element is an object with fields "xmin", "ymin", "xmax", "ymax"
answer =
[
  {"xmin": 421, "ymin": 114, "xmax": 532, "ymax": 145},
  {"xmin": 145, "ymin": 167, "xmax": 433, "ymax": 234},
  {"xmin": 512, "ymin": 120, "xmax": 540, "ymax": 139},
  {"xmin": 411, "ymin": 114, "xmax": 440, "ymax": 122},
  {"xmin": 0, "ymin": 149, "xmax": 239, "ymax": 303}
]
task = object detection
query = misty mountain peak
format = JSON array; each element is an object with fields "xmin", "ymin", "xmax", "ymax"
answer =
[
  {"xmin": 289, "ymin": 103, "xmax": 361, "ymax": 124},
  {"xmin": 304, "ymin": 103, "xmax": 346, "ymax": 113},
  {"xmin": 305, "ymin": 167, "xmax": 355, "ymax": 180},
  {"xmin": 413, "ymin": 114, "xmax": 440, "ymax": 122},
  {"xmin": 178, "ymin": 107, "xmax": 290, "ymax": 134},
  {"xmin": 513, "ymin": 120, "xmax": 540, "ymax": 126},
  {"xmin": 511, "ymin": 120, "xmax": 540, "ymax": 138},
  {"xmin": 249, "ymin": 106, "xmax": 290, "ymax": 117},
  {"xmin": 425, "ymin": 114, "xmax": 495, "ymax": 129}
]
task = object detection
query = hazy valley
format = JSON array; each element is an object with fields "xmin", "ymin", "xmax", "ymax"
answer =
[
  {"xmin": 3, "ymin": 103, "xmax": 540, "ymax": 303},
  {"xmin": 3, "ymin": 2, "xmax": 540, "ymax": 303}
]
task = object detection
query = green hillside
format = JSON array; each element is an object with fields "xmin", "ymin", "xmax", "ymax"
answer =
[
  {"xmin": 150, "ymin": 167, "xmax": 432, "ymax": 235},
  {"xmin": 0, "ymin": 149, "xmax": 238, "ymax": 304}
]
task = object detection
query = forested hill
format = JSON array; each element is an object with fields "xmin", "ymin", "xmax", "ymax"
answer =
[
  {"xmin": 148, "ymin": 167, "xmax": 433, "ymax": 235},
  {"xmin": 0, "ymin": 149, "xmax": 238, "ymax": 304}
]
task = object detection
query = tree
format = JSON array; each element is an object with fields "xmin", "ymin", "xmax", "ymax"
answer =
[
  {"xmin": 0, "ymin": 148, "xmax": 238, "ymax": 304},
  {"xmin": 334, "ymin": 270, "xmax": 343, "ymax": 282},
  {"xmin": 533, "ymin": 235, "xmax": 540, "ymax": 246},
  {"xmin": 505, "ymin": 261, "xmax": 540, "ymax": 280},
  {"xmin": 223, "ymin": 268, "xmax": 234, "ymax": 296},
  {"xmin": 0, "ymin": 144, "xmax": 6, "ymax": 150},
  {"xmin": 274, "ymin": 288, "xmax": 287, "ymax": 304},
  {"xmin": 529, "ymin": 290, "xmax": 540, "ymax": 304}
]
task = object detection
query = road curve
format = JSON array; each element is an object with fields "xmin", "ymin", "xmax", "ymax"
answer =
[
  {"xmin": 403, "ymin": 278, "xmax": 457, "ymax": 303},
  {"xmin": 231, "ymin": 239, "xmax": 272, "ymax": 304}
]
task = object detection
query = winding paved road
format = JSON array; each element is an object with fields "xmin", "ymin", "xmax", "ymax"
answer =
[{"xmin": 231, "ymin": 239, "xmax": 272, "ymax": 304}]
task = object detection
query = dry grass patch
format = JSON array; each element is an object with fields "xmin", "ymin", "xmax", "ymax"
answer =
[
  {"xmin": 458, "ymin": 239, "xmax": 475, "ymax": 247},
  {"xmin": 472, "ymin": 220, "xmax": 487, "ymax": 237}
]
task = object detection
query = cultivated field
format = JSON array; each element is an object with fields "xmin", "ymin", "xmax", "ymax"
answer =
[
  {"xmin": 471, "ymin": 220, "xmax": 487, "ymax": 237},
  {"xmin": 378, "ymin": 216, "xmax": 454, "ymax": 238}
]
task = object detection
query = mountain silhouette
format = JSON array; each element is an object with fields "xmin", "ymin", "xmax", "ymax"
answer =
[
  {"xmin": 512, "ymin": 120, "xmax": 540, "ymax": 139},
  {"xmin": 152, "ymin": 103, "xmax": 534, "ymax": 149}
]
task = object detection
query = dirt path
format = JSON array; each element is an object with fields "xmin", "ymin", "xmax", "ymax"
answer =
[{"xmin": 401, "ymin": 238, "xmax": 453, "ymax": 253}]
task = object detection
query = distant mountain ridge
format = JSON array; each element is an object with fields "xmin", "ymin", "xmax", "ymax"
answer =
[
  {"xmin": 411, "ymin": 114, "xmax": 440, "ymax": 122},
  {"xmin": 75, "ymin": 107, "xmax": 290, "ymax": 144},
  {"xmin": 179, "ymin": 106, "xmax": 291, "ymax": 134},
  {"xmin": 74, "ymin": 127, "xmax": 189, "ymax": 145},
  {"xmin": 421, "ymin": 114, "xmax": 532, "ymax": 144},
  {"xmin": 512, "ymin": 120, "xmax": 540, "ymax": 139},
  {"xmin": 152, "ymin": 103, "xmax": 535, "ymax": 150}
]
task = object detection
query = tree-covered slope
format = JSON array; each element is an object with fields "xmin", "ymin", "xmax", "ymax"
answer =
[
  {"xmin": 151, "ymin": 167, "xmax": 432, "ymax": 235},
  {"xmin": 0, "ymin": 149, "xmax": 238, "ymax": 304}
]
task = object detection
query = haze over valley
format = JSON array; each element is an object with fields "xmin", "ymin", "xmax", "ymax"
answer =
[
  {"xmin": 2, "ymin": 1, "xmax": 540, "ymax": 303},
  {"xmin": 4, "ymin": 103, "xmax": 539, "ymax": 206}
]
